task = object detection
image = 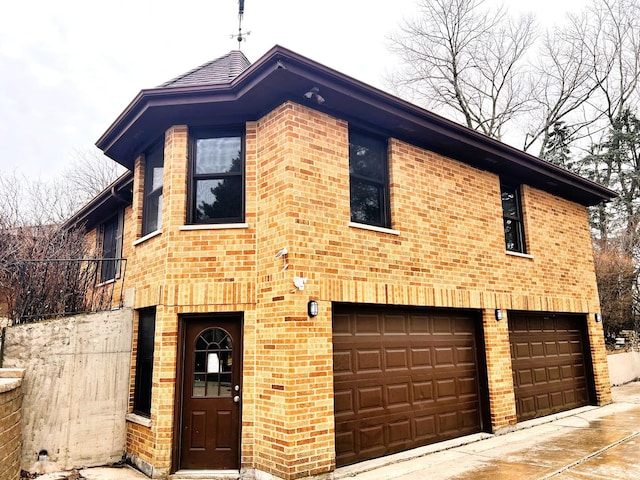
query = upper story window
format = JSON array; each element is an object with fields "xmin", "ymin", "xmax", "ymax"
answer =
[
  {"xmin": 501, "ymin": 183, "xmax": 526, "ymax": 253},
  {"xmin": 349, "ymin": 130, "xmax": 390, "ymax": 228},
  {"xmin": 99, "ymin": 211, "xmax": 123, "ymax": 282},
  {"xmin": 142, "ymin": 141, "xmax": 164, "ymax": 235},
  {"xmin": 189, "ymin": 129, "xmax": 244, "ymax": 224}
]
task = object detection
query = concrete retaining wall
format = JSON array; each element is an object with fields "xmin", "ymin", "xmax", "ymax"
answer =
[
  {"xmin": 2, "ymin": 309, "xmax": 133, "ymax": 471},
  {"xmin": 0, "ymin": 369, "xmax": 25, "ymax": 480},
  {"xmin": 607, "ymin": 351, "xmax": 640, "ymax": 386}
]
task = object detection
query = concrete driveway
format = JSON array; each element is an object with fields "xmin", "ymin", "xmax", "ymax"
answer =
[{"xmin": 336, "ymin": 382, "xmax": 640, "ymax": 480}]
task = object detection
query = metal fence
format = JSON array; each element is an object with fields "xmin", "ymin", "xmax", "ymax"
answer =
[{"xmin": 6, "ymin": 258, "xmax": 127, "ymax": 324}]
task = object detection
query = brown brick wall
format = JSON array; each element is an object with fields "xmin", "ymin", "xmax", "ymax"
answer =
[
  {"xmin": 121, "ymin": 101, "xmax": 609, "ymax": 479},
  {"xmin": 0, "ymin": 372, "xmax": 24, "ymax": 480}
]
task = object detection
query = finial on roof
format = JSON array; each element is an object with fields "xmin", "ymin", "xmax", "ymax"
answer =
[{"xmin": 231, "ymin": 0, "xmax": 250, "ymax": 49}]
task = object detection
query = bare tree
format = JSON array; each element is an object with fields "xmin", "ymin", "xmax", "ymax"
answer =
[
  {"xmin": 524, "ymin": 14, "xmax": 601, "ymax": 157},
  {"xmin": 0, "ymin": 170, "xmax": 83, "ymax": 226},
  {"xmin": 0, "ymin": 148, "xmax": 123, "ymax": 228},
  {"xmin": 584, "ymin": 0, "xmax": 640, "ymax": 124},
  {"xmin": 65, "ymin": 147, "xmax": 125, "ymax": 202},
  {"xmin": 387, "ymin": 0, "xmax": 537, "ymax": 141}
]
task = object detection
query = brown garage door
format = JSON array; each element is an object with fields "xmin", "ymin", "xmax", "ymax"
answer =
[
  {"xmin": 509, "ymin": 312, "xmax": 592, "ymax": 422},
  {"xmin": 333, "ymin": 305, "xmax": 484, "ymax": 466}
]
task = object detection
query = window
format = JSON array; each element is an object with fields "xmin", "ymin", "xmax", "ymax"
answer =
[
  {"xmin": 189, "ymin": 129, "xmax": 244, "ymax": 224},
  {"xmin": 133, "ymin": 308, "xmax": 156, "ymax": 417},
  {"xmin": 501, "ymin": 183, "xmax": 526, "ymax": 253},
  {"xmin": 99, "ymin": 211, "xmax": 123, "ymax": 282},
  {"xmin": 349, "ymin": 130, "xmax": 390, "ymax": 228},
  {"xmin": 142, "ymin": 141, "xmax": 164, "ymax": 235}
]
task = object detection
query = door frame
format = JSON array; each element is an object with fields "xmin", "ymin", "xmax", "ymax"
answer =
[{"xmin": 172, "ymin": 312, "xmax": 244, "ymax": 473}]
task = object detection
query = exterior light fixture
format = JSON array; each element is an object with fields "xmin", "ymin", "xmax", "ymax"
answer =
[
  {"xmin": 595, "ymin": 313, "xmax": 602, "ymax": 323},
  {"xmin": 495, "ymin": 309, "xmax": 504, "ymax": 321},
  {"xmin": 307, "ymin": 300, "xmax": 319, "ymax": 318}
]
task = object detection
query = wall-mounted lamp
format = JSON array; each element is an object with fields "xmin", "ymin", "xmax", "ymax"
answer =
[
  {"xmin": 307, "ymin": 300, "xmax": 319, "ymax": 318},
  {"xmin": 495, "ymin": 309, "xmax": 504, "ymax": 321},
  {"xmin": 595, "ymin": 313, "xmax": 602, "ymax": 323}
]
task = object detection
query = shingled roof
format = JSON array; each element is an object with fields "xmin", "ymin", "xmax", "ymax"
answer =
[{"xmin": 159, "ymin": 50, "xmax": 251, "ymax": 88}]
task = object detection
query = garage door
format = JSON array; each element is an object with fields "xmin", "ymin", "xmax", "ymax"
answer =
[
  {"xmin": 332, "ymin": 305, "xmax": 484, "ymax": 466},
  {"xmin": 509, "ymin": 312, "xmax": 592, "ymax": 422}
]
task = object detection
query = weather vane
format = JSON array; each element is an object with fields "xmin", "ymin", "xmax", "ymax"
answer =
[{"xmin": 231, "ymin": 0, "xmax": 250, "ymax": 49}]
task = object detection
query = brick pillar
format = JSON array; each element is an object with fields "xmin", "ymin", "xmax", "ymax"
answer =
[
  {"xmin": 0, "ymin": 369, "xmax": 24, "ymax": 480},
  {"xmin": 482, "ymin": 309, "xmax": 517, "ymax": 432},
  {"xmin": 253, "ymin": 281, "xmax": 335, "ymax": 479},
  {"xmin": 586, "ymin": 312, "xmax": 612, "ymax": 404}
]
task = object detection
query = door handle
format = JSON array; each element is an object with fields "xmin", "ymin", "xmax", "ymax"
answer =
[{"xmin": 233, "ymin": 395, "xmax": 240, "ymax": 403}]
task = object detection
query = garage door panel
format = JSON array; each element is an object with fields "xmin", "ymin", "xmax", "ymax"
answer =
[
  {"xmin": 333, "ymin": 351, "xmax": 353, "ymax": 374},
  {"xmin": 510, "ymin": 313, "xmax": 590, "ymax": 422},
  {"xmin": 385, "ymin": 348, "xmax": 409, "ymax": 369},
  {"xmin": 388, "ymin": 419, "xmax": 411, "ymax": 445},
  {"xmin": 334, "ymin": 307, "xmax": 483, "ymax": 466},
  {"xmin": 413, "ymin": 381, "xmax": 435, "ymax": 402},
  {"xmin": 359, "ymin": 425, "xmax": 385, "ymax": 454},
  {"xmin": 433, "ymin": 317, "xmax": 453, "ymax": 334},
  {"xmin": 536, "ymin": 394, "xmax": 550, "ymax": 411},
  {"xmin": 411, "ymin": 347, "xmax": 432, "ymax": 367},
  {"xmin": 387, "ymin": 383, "xmax": 410, "ymax": 406},
  {"xmin": 570, "ymin": 341, "xmax": 583, "ymax": 354},
  {"xmin": 518, "ymin": 369, "xmax": 533, "ymax": 386},
  {"xmin": 414, "ymin": 415, "xmax": 437, "ymax": 440},
  {"xmin": 561, "ymin": 390, "xmax": 574, "ymax": 405},
  {"xmin": 355, "ymin": 314, "xmax": 381, "ymax": 334},
  {"xmin": 384, "ymin": 314, "xmax": 407, "ymax": 333},
  {"xmin": 335, "ymin": 430, "xmax": 354, "ymax": 459},
  {"xmin": 515, "ymin": 342, "xmax": 530, "ymax": 358},
  {"xmin": 435, "ymin": 347, "xmax": 454, "ymax": 366},
  {"xmin": 459, "ymin": 376, "xmax": 479, "ymax": 395},
  {"xmin": 548, "ymin": 366, "xmax": 561, "ymax": 381},
  {"xmin": 335, "ymin": 389, "xmax": 354, "ymax": 416},
  {"xmin": 409, "ymin": 315, "xmax": 430, "ymax": 333},
  {"xmin": 359, "ymin": 386, "xmax": 384, "ymax": 411},
  {"xmin": 436, "ymin": 378, "xmax": 456, "ymax": 398},
  {"xmin": 457, "ymin": 346, "xmax": 476, "ymax": 365}
]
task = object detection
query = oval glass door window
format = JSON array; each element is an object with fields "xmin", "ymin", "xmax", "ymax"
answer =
[{"xmin": 193, "ymin": 327, "xmax": 233, "ymax": 397}]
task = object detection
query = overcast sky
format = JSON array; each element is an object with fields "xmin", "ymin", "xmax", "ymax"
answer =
[{"xmin": 0, "ymin": 0, "xmax": 587, "ymax": 180}]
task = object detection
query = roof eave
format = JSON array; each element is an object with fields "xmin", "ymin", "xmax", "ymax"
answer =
[{"xmin": 96, "ymin": 45, "xmax": 617, "ymax": 207}]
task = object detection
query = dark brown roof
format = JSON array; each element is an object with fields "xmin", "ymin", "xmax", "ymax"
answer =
[
  {"xmin": 96, "ymin": 45, "xmax": 617, "ymax": 206},
  {"xmin": 160, "ymin": 50, "xmax": 251, "ymax": 88}
]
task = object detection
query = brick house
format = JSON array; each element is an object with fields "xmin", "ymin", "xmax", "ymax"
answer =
[{"xmin": 70, "ymin": 46, "xmax": 616, "ymax": 479}]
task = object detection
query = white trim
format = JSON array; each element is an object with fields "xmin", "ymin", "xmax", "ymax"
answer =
[
  {"xmin": 132, "ymin": 229, "xmax": 163, "ymax": 246},
  {"xmin": 125, "ymin": 412, "xmax": 152, "ymax": 428},
  {"xmin": 348, "ymin": 222, "xmax": 400, "ymax": 236},
  {"xmin": 179, "ymin": 223, "xmax": 250, "ymax": 231},
  {"xmin": 506, "ymin": 250, "xmax": 534, "ymax": 259},
  {"xmin": 96, "ymin": 278, "xmax": 116, "ymax": 288}
]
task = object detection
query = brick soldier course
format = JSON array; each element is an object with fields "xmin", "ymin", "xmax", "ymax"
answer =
[{"xmin": 67, "ymin": 46, "xmax": 616, "ymax": 479}]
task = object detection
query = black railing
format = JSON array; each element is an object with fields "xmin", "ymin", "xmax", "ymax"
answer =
[{"xmin": 6, "ymin": 258, "xmax": 127, "ymax": 324}]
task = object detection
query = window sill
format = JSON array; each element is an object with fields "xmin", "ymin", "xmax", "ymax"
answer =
[
  {"xmin": 179, "ymin": 223, "xmax": 249, "ymax": 231},
  {"xmin": 96, "ymin": 278, "xmax": 116, "ymax": 288},
  {"xmin": 126, "ymin": 413, "xmax": 152, "ymax": 428},
  {"xmin": 349, "ymin": 222, "xmax": 400, "ymax": 236},
  {"xmin": 506, "ymin": 250, "xmax": 534, "ymax": 260},
  {"xmin": 133, "ymin": 230, "xmax": 162, "ymax": 246}
]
